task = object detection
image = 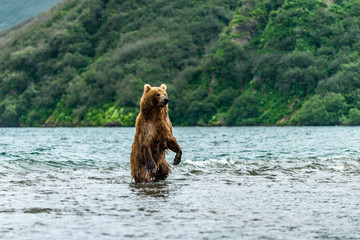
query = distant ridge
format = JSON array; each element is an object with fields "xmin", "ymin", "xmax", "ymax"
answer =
[{"xmin": 0, "ymin": 0, "xmax": 62, "ymax": 31}]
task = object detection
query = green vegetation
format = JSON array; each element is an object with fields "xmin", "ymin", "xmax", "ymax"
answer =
[{"xmin": 1, "ymin": 0, "xmax": 360, "ymax": 126}]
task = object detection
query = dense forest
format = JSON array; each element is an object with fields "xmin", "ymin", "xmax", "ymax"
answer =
[
  {"xmin": 1, "ymin": 0, "xmax": 360, "ymax": 126},
  {"xmin": 0, "ymin": 0, "xmax": 62, "ymax": 31}
]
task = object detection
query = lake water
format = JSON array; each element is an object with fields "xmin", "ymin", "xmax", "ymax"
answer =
[{"xmin": 0, "ymin": 127, "xmax": 360, "ymax": 239}]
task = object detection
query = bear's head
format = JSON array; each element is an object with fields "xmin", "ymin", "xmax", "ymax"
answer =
[{"xmin": 141, "ymin": 84, "xmax": 169, "ymax": 111}]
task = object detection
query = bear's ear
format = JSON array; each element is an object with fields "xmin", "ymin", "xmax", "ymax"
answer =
[
  {"xmin": 160, "ymin": 84, "xmax": 167, "ymax": 91},
  {"xmin": 144, "ymin": 84, "xmax": 151, "ymax": 93}
]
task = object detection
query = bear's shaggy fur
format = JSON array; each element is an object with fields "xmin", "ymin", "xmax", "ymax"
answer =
[{"xmin": 130, "ymin": 84, "xmax": 182, "ymax": 183}]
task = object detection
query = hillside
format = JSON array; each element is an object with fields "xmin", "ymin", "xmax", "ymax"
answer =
[
  {"xmin": 1, "ymin": 0, "xmax": 360, "ymax": 126},
  {"xmin": 214, "ymin": 0, "xmax": 360, "ymax": 126},
  {"xmin": 0, "ymin": 0, "xmax": 62, "ymax": 31}
]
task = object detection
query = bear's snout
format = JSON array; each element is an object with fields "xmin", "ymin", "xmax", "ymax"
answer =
[{"xmin": 162, "ymin": 97, "xmax": 169, "ymax": 106}]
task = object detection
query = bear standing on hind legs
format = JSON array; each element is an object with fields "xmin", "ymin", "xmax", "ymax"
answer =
[{"xmin": 130, "ymin": 84, "xmax": 182, "ymax": 183}]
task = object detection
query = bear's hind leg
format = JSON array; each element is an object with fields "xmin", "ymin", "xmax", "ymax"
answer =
[
  {"xmin": 154, "ymin": 161, "xmax": 171, "ymax": 181},
  {"xmin": 133, "ymin": 167, "xmax": 152, "ymax": 183}
]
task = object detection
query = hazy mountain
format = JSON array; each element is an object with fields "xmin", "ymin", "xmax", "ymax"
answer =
[{"xmin": 0, "ymin": 0, "xmax": 62, "ymax": 31}]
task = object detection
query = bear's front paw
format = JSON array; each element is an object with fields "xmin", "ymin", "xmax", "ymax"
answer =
[
  {"xmin": 146, "ymin": 161, "xmax": 158, "ymax": 173},
  {"xmin": 173, "ymin": 153, "xmax": 181, "ymax": 165}
]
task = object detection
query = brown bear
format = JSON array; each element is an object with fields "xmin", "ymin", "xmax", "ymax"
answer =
[{"xmin": 130, "ymin": 84, "xmax": 182, "ymax": 183}]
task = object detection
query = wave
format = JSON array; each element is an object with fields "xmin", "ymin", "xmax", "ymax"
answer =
[
  {"xmin": 179, "ymin": 157, "xmax": 360, "ymax": 176},
  {"xmin": 0, "ymin": 158, "xmax": 125, "ymax": 172}
]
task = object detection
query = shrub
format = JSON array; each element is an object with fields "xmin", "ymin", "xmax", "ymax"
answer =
[
  {"xmin": 345, "ymin": 108, "xmax": 360, "ymax": 126},
  {"xmin": 226, "ymin": 95, "xmax": 261, "ymax": 125},
  {"xmin": 185, "ymin": 101, "xmax": 217, "ymax": 126},
  {"xmin": 291, "ymin": 92, "xmax": 347, "ymax": 125}
]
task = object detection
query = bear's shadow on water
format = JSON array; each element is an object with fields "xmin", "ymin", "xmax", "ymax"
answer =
[{"xmin": 129, "ymin": 181, "xmax": 171, "ymax": 198}]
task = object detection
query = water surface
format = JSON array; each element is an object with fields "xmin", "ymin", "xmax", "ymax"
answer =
[{"xmin": 0, "ymin": 127, "xmax": 360, "ymax": 239}]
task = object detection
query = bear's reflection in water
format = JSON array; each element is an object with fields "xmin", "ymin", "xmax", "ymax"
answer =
[{"xmin": 130, "ymin": 182, "xmax": 170, "ymax": 198}]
